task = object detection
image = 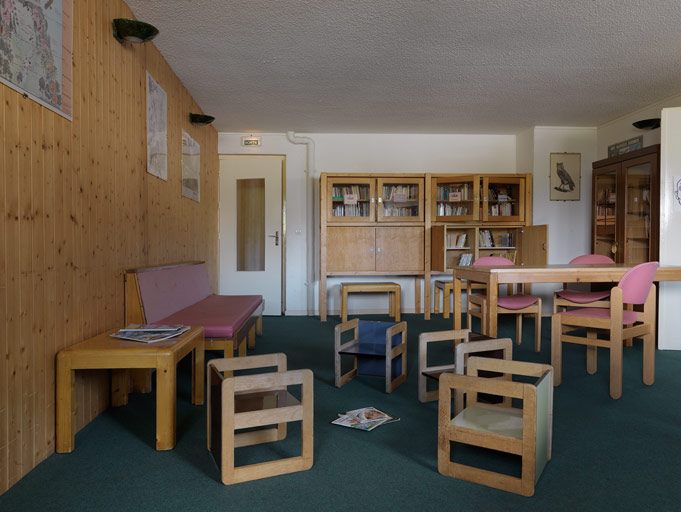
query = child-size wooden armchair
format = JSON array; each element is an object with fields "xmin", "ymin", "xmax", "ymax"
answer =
[
  {"xmin": 334, "ymin": 319, "xmax": 407, "ymax": 393},
  {"xmin": 207, "ymin": 353, "xmax": 314, "ymax": 484},
  {"xmin": 551, "ymin": 261, "xmax": 658, "ymax": 399},
  {"xmin": 438, "ymin": 357, "xmax": 554, "ymax": 497},
  {"xmin": 417, "ymin": 329, "xmax": 512, "ymax": 404}
]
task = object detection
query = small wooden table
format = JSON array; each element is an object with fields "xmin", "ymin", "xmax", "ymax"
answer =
[
  {"xmin": 340, "ymin": 282, "xmax": 401, "ymax": 322},
  {"xmin": 56, "ymin": 326, "xmax": 205, "ymax": 452},
  {"xmin": 452, "ymin": 264, "xmax": 681, "ymax": 337}
]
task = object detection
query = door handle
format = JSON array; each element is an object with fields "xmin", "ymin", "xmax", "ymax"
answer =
[{"xmin": 268, "ymin": 231, "xmax": 279, "ymax": 246}]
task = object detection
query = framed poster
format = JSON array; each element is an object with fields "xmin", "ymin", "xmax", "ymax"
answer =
[
  {"xmin": 181, "ymin": 130, "xmax": 200, "ymax": 202},
  {"xmin": 550, "ymin": 153, "xmax": 581, "ymax": 201},
  {"xmin": 146, "ymin": 72, "xmax": 168, "ymax": 180}
]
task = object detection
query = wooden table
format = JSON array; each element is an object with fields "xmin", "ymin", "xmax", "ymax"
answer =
[
  {"xmin": 56, "ymin": 326, "xmax": 205, "ymax": 452},
  {"xmin": 452, "ymin": 264, "xmax": 681, "ymax": 336}
]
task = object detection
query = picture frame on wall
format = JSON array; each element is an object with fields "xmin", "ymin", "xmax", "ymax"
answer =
[{"xmin": 550, "ymin": 152, "xmax": 581, "ymax": 201}]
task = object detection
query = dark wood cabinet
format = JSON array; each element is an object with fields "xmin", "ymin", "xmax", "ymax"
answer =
[{"xmin": 592, "ymin": 145, "xmax": 659, "ymax": 264}]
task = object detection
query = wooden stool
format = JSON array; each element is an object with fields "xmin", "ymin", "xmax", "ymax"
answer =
[
  {"xmin": 433, "ymin": 280, "xmax": 454, "ymax": 318},
  {"xmin": 340, "ymin": 282, "xmax": 401, "ymax": 322}
]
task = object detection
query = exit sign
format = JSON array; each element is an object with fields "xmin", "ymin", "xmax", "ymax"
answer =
[{"xmin": 241, "ymin": 136, "xmax": 262, "ymax": 147}]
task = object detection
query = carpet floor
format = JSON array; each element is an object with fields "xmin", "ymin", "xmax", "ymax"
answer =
[{"xmin": 1, "ymin": 314, "xmax": 681, "ymax": 511}]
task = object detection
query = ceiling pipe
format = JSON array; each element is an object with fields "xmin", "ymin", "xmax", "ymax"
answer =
[{"xmin": 286, "ymin": 132, "xmax": 317, "ymax": 315}]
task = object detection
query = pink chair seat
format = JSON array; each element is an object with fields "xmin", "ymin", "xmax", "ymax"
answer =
[
  {"xmin": 562, "ymin": 307, "xmax": 638, "ymax": 325},
  {"xmin": 497, "ymin": 295, "xmax": 539, "ymax": 310},
  {"xmin": 159, "ymin": 294, "xmax": 263, "ymax": 338},
  {"xmin": 555, "ymin": 289, "xmax": 610, "ymax": 303}
]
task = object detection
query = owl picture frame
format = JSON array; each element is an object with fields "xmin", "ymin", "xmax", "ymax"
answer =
[{"xmin": 550, "ymin": 152, "xmax": 581, "ymax": 201}]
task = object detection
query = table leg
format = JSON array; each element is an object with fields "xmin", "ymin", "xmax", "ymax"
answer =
[
  {"xmin": 394, "ymin": 290, "xmax": 401, "ymax": 322},
  {"xmin": 111, "ymin": 369, "xmax": 129, "ymax": 406},
  {"xmin": 487, "ymin": 274, "xmax": 499, "ymax": 337},
  {"xmin": 586, "ymin": 331, "xmax": 597, "ymax": 375},
  {"xmin": 453, "ymin": 274, "xmax": 462, "ymax": 330},
  {"xmin": 341, "ymin": 287, "xmax": 348, "ymax": 323},
  {"xmin": 434, "ymin": 285, "xmax": 440, "ymax": 314},
  {"xmin": 443, "ymin": 284, "xmax": 451, "ymax": 320},
  {"xmin": 247, "ymin": 324, "xmax": 256, "ymax": 350},
  {"xmin": 193, "ymin": 340, "xmax": 205, "ymax": 405},
  {"xmin": 56, "ymin": 353, "xmax": 75, "ymax": 453},
  {"xmin": 156, "ymin": 357, "xmax": 177, "ymax": 450},
  {"xmin": 414, "ymin": 277, "xmax": 421, "ymax": 314},
  {"xmin": 551, "ymin": 313, "xmax": 562, "ymax": 386}
]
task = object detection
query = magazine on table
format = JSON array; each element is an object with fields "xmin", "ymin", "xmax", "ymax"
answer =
[
  {"xmin": 331, "ymin": 407, "xmax": 399, "ymax": 431},
  {"xmin": 110, "ymin": 324, "xmax": 190, "ymax": 343}
]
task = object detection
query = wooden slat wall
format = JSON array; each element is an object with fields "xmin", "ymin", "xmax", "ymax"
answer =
[{"xmin": 0, "ymin": 0, "xmax": 219, "ymax": 493}]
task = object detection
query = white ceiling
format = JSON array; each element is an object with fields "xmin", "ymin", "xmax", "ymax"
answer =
[{"xmin": 126, "ymin": 0, "xmax": 681, "ymax": 134}]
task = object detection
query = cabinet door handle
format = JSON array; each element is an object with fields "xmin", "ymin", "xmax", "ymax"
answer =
[
  {"xmin": 369, "ymin": 247, "xmax": 375, "ymax": 253},
  {"xmin": 376, "ymin": 247, "xmax": 382, "ymax": 253}
]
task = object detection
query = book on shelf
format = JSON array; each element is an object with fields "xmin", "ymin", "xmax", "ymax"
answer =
[
  {"xmin": 331, "ymin": 407, "xmax": 398, "ymax": 431},
  {"xmin": 110, "ymin": 324, "xmax": 190, "ymax": 343},
  {"xmin": 458, "ymin": 253, "xmax": 473, "ymax": 266}
]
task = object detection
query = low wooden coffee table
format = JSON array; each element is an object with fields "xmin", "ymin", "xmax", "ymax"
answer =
[{"xmin": 56, "ymin": 326, "xmax": 205, "ymax": 452}]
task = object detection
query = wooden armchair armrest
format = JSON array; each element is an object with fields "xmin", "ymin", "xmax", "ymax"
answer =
[
  {"xmin": 334, "ymin": 318, "xmax": 359, "ymax": 352},
  {"xmin": 208, "ymin": 353, "xmax": 287, "ymax": 374},
  {"xmin": 440, "ymin": 372, "xmax": 527, "ymax": 401},
  {"xmin": 467, "ymin": 356, "xmax": 553, "ymax": 381}
]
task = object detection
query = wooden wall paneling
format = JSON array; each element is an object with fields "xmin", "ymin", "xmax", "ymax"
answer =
[{"xmin": 0, "ymin": 81, "xmax": 7, "ymax": 493}]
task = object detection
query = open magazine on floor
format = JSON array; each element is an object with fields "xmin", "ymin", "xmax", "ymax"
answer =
[
  {"xmin": 110, "ymin": 324, "xmax": 190, "ymax": 343},
  {"xmin": 331, "ymin": 407, "xmax": 400, "ymax": 431}
]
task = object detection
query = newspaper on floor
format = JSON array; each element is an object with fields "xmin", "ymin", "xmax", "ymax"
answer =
[{"xmin": 331, "ymin": 407, "xmax": 399, "ymax": 431}]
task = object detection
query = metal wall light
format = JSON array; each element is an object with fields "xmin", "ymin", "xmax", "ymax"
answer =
[
  {"xmin": 113, "ymin": 18, "xmax": 159, "ymax": 44},
  {"xmin": 189, "ymin": 113, "xmax": 215, "ymax": 125}
]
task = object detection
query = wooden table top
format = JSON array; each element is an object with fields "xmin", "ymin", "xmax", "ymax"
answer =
[
  {"xmin": 453, "ymin": 264, "xmax": 681, "ymax": 284},
  {"xmin": 61, "ymin": 326, "xmax": 204, "ymax": 357}
]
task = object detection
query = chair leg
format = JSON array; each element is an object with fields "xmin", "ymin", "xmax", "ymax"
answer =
[
  {"xmin": 534, "ymin": 303, "xmax": 542, "ymax": 353},
  {"xmin": 642, "ymin": 332, "xmax": 655, "ymax": 386},
  {"xmin": 586, "ymin": 330, "xmax": 597, "ymax": 375},
  {"xmin": 609, "ymin": 328, "xmax": 623, "ymax": 399},
  {"xmin": 341, "ymin": 288, "xmax": 348, "ymax": 323},
  {"xmin": 434, "ymin": 286, "xmax": 440, "ymax": 314},
  {"xmin": 389, "ymin": 292, "xmax": 394, "ymax": 319},
  {"xmin": 515, "ymin": 314, "xmax": 523, "ymax": 346},
  {"xmin": 443, "ymin": 288, "xmax": 450, "ymax": 319},
  {"xmin": 394, "ymin": 291, "xmax": 401, "ymax": 322},
  {"xmin": 551, "ymin": 314, "xmax": 562, "ymax": 386}
]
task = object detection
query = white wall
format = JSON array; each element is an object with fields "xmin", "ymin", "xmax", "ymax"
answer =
[
  {"xmin": 522, "ymin": 127, "xmax": 598, "ymax": 313},
  {"xmin": 219, "ymin": 132, "xmax": 517, "ymax": 315},
  {"xmin": 597, "ymin": 91, "xmax": 681, "ymax": 159},
  {"xmin": 658, "ymin": 107, "xmax": 681, "ymax": 350}
]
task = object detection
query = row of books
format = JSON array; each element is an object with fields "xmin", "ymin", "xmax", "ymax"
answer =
[
  {"xmin": 436, "ymin": 203, "xmax": 470, "ymax": 217},
  {"xmin": 479, "ymin": 229, "xmax": 515, "ymax": 248},
  {"xmin": 458, "ymin": 253, "xmax": 474, "ymax": 266},
  {"xmin": 488, "ymin": 203, "xmax": 514, "ymax": 216},
  {"xmin": 110, "ymin": 324, "xmax": 190, "ymax": 343},
  {"xmin": 446, "ymin": 232, "xmax": 467, "ymax": 248},
  {"xmin": 382, "ymin": 205, "xmax": 419, "ymax": 217},
  {"xmin": 436, "ymin": 183, "xmax": 472, "ymax": 201},
  {"xmin": 332, "ymin": 185, "xmax": 370, "ymax": 201},
  {"xmin": 332, "ymin": 204, "xmax": 370, "ymax": 217},
  {"xmin": 382, "ymin": 185, "xmax": 418, "ymax": 202},
  {"xmin": 487, "ymin": 186, "xmax": 513, "ymax": 202}
]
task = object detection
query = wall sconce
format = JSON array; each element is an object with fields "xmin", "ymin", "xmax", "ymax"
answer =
[
  {"xmin": 113, "ymin": 18, "xmax": 159, "ymax": 44},
  {"xmin": 189, "ymin": 113, "xmax": 215, "ymax": 125},
  {"xmin": 632, "ymin": 118, "xmax": 661, "ymax": 130}
]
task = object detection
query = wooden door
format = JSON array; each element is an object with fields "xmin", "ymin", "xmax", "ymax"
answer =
[
  {"xmin": 326, "ymin": 227, "xmax": 376, "ymax": 271},
  {"xmin": 518, "ymin": 225, "xmax": 548, "ymax": 266},
  {"xmin": 376, "ymin": 227, "xmax": 424, "ymax": 272},
  {"xmin": 622, "ymin": 152, "xmax": 659, "ymax": 263},
  {"xmin": 377, "ymin": 177, "xmax": 424, "ymax": 222},
  {"xmin": 326, "ymin": 177, "xmax": 375, "ymax": 223},
  {"xmin": 431, "ymin": 175, "xmax": 480, "ymax": 222},
  {"xmin": 592, "ymin": 164, "xmax": 622, "ymax": 262}
]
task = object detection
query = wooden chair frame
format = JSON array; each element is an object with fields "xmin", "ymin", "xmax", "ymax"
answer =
[
  {"xmin": 334, "ymin": 318, "xmax": 407, "ymax": 393},
  {"xmin": 551, "ymin": 284, "xmax": 656, "ymax": 399},
  {"xmin": 207, "ymin": 353, "xmax": 314, "ymax": 485},
  {"xmin": 417, "ymin": 329, "xmax": 512, "ymax": 404},
  {"xmin": 438, "ymin": 357, "xmax": 553, "ymax": 497},
  {"xmin": 467, "ymin": 281, "xmax": 542, "ymax": 352}
]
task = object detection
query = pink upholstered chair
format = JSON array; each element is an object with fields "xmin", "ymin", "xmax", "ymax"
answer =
[
  {"xmin": 551, "ymin": 261, "xmax": 658, "ymax": 399},
  {"xmin": 552, "ymin": 254, "xmax": 615, "ymax": 314},
  {"xmin": 467, "ymin": 256, "xmax": 543, "ymax": 352}
]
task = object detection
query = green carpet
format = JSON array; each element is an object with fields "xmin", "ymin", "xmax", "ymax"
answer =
[{"xmin": 2, "ymin": 314, "xmax": 681, "ymax": 511}]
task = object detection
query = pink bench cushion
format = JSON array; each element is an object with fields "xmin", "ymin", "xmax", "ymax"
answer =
[
  {"xmin": 137, "ymin": 264, "xmax": 212, "ymax": 323},
  {"xmin": 556, "ymin": 289, "xmax": 611, "ymax": 303},
  {"xmin": 158, "ymin": 294, "xmax": 263, "ymax": 338},
  {"xmin": 562, "ymin": 307, "xmax": 637, "ymax": 325}
]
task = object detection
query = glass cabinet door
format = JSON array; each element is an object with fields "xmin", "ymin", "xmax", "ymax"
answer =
[
  {"xmin": 327, "ymin": 177, "xmax": 375, "ymax": 223},
  {"xmin": 624, "ymin": 159, "xmax": 653, "ymax": 264},
  {"xmin": 481, "ymin": 177, "xmax": 525, "ymax": 223},
  {"xmin": 377, "ymin": 177, "xmax": 424, "ymax": 222},
  {"xmin": 593, "ymin": 166, "xmax": 619, "ymax": 260},
  {"xmin": 432, "ymin": 176, "xmax": 480, "ymax": 222}
]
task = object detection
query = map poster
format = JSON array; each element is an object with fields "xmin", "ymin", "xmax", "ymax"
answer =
[
  {"xmin": 0, "ymin": 0, "xmax": 73, "ymax": 119},
  {"xmin": 146, "ymin": 71, "xmax": 167, "ymax": 180},
  {"xmin": 181, "ymin": 130, "xmax": 200, "ymax": 202}
]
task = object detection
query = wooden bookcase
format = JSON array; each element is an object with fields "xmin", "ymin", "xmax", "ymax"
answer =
[
  {"xmin": 319, "ymin": 172, "xmax": 541, "ymax": 321},
  {"xmin": 591, "ymin": 145, "xmax": 659, "ymax": 264}
]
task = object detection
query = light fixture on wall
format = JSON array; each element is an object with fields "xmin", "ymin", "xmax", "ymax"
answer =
[
  {"xmin": 632, "ymin": 118, "xmax": 661, "ymax": 130},
  {"xmin": 189, "ymin": 113, "xmax": 215, "ymax": 125},
  {"xmin": 112, "ymin": 18, "xmax": 159, "ymax": 44}
]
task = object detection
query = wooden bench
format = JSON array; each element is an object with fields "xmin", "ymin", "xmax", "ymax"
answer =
[{"xmin": 340, "ymin": 282, "xmax": 401, "ymax": 322}]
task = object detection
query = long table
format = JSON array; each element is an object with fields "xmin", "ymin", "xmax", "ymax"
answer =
[{"xmin": 452, "ymin": 264, "xmax": 681, "ymax": 337}]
